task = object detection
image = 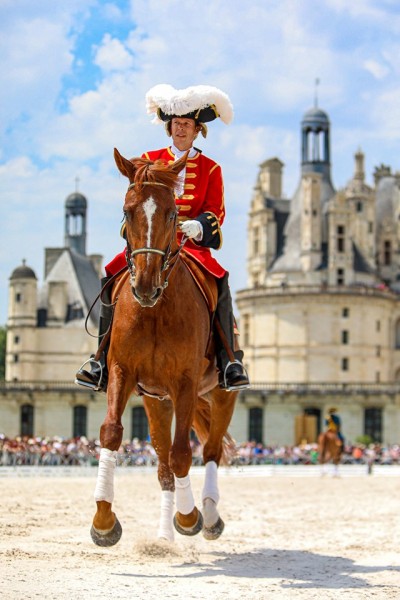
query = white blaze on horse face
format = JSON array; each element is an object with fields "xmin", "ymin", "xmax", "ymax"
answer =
[{"xmin": 143, "ymin": 196, "xmax": 157, "ymax": 261}]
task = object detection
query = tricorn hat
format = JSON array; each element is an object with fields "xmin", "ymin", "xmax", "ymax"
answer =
[{"xmin": 146, "ymin": 84, "xmax": 234, "ymax": 126}]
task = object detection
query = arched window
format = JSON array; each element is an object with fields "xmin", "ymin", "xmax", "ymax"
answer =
[
  {"xmin": 73, "ymin": 405, "xmax": 87, "ymax": 438},
  {"xmin": 131, "ymin": 406, "xmax": 148, "ymax": 441},
  {"xmin": 249, "ymin": 407, "xmax": 263, "ymax": 443},
  {"xmin": 20, "ymin": 404, "xmax": 34, "ymax": 437}
]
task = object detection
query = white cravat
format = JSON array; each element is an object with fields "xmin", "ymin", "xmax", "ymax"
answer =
[{"xmin": 171, "ymin": 144, "xmax": 198, "ymax": 197}]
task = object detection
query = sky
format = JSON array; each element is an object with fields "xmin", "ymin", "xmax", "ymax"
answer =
[{"xmin": 2, "ymin": 0, "xmax": 400, "ymax": 325}]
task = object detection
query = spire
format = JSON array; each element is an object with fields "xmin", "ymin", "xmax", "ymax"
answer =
[
  {"xmin": 314, "ymin": 77, "xmax": 320, "ymax": 108},
  {"xmin": 354, "ymin": 148, "xmax": 365, "ymax": 181}
]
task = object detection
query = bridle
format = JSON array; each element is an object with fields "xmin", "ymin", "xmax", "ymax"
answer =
[
  {"xmin": 124, "ymin": 181, "xmax": 187, "ymax": 291},
  {"xmin": 83, "ymin": 180, "xmax": 187, "ymax": 337}
]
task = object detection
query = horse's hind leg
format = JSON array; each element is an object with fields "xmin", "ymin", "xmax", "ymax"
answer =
[
  {"xmin": 143, "ymin": 395, "xmax": 176, "ymax": 542},
  {"xmin": 332, "ymin": 442, "xmax": 342, "ymax": 477},
  {"xmin": 200, "ymin": 387, "xmax": 237, "ymax": 540},
  {"xmin": 318, "ymin": 434, "xmax": 328, "ymax": 476}
]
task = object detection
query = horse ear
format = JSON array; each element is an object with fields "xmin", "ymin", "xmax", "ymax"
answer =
[
  {"xmin": 169, "ymin": 150, "xmax": 189, "ymax": 175},
  {"xmin": 114, "ymin": 148, "xmax": 136, "ymax": 181}
]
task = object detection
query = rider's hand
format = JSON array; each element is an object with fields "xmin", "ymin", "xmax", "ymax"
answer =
[{"xmin": 180, "ymin": 220, "xmax": 203, "ymax": 241}]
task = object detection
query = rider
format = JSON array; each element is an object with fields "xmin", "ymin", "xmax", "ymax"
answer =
[
  {"xmin": 75, "ymin": 83, "xmax": 250, "ymax": 393},
  {"xmin": 325, "ymin": 407, "xmax": 345, "ymax": 448}
]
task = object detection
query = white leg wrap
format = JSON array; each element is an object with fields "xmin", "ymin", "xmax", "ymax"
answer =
[
  {"xmin": 157, "ymin": 490, "xmax": 175, "ymax": 541},
  {"xmin": 202, "ymin": 461, "xmax": 220, "ymax": 505},
  {"xmin": 202, "ymin": 497, "xmax": 219, "ymax": 528},
  {"xmin": 175, "ymin": 474, "xmax": 195, "ymax": 515},
  {"xmin": 94, "ymin": 448, "xmax": 117, "ymax": 503}
]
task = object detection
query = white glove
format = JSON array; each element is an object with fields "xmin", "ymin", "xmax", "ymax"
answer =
[{"xmin": 180, "ymin": 220, "xmax": 203, "ymax": 241}]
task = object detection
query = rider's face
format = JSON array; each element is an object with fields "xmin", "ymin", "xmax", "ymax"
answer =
[{"xmin": 170, "ymin": 118, "xmax": 199, "ymax": 151}]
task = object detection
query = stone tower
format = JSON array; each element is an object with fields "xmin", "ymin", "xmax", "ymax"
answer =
[{"xmin": 7, "ymin": 261, "xmax": 38, "ymax": 380}]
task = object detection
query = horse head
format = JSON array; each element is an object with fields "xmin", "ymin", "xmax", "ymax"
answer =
[{"xmin": 114, "ymin": 147, "xmax": 188, "ymax": 307}]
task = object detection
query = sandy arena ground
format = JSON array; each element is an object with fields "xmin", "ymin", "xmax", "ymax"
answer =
[{"xmin": 0, "ymin": 466, "xmax": 399, "ymax": 600}]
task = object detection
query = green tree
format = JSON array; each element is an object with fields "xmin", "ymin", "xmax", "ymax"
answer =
[
  {"xmin": 0, "ymin": 326, "xmax": 6, "ymax": 380},
  {"xmin": 355, "ymin": 434, "xmax": 373, "ymax": 446}
]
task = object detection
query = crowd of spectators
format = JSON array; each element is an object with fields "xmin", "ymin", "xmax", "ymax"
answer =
[{"xmin": 1, "ymin": 434, "xmax": 399, "ymax": 468}]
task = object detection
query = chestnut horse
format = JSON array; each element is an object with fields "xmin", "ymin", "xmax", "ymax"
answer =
[
  {"xmin": 318, "ymin": 431, "xmax": 343, "ymax": 476},
  {"xmin": 90, "ymin": 148, "xmax": 238, "ymax": 546}
]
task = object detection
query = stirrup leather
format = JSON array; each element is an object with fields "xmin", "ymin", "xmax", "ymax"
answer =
[
  {"xmin": 74, "ymin": 357, "xmax": 104, "ymax": 391},
  {"xmin": 221, "ymin": 360, "xmax": 250, "ymax": 391}
]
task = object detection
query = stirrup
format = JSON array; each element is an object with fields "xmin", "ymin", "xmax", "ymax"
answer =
[
  {"xmin": 221, "ymin": 360, "xmax": 250, "ymax": 392},
  {"xmin": 74, "ymin": 357, "xmax": 104, "ymax": 391}
]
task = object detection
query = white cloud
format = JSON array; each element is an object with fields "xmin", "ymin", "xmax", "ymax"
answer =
[
  {"xmin": 2, "ymin": 0, "xmax": 400, "ymax": 323},
  {"xmin": 0, "ymin": 1, "xmax": 94, "ymax": 130},
  {"xmin": 363, "ymin": 59, "xmax": 390, "ymax": 79},
  {"xmin": 94, "ymin": 34, "xmax": 135, "ymax": 72}
]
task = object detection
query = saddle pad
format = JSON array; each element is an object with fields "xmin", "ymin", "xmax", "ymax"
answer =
[{"xmin": 180, "ymin": 251, "xmax": 218, "ymax": 313}]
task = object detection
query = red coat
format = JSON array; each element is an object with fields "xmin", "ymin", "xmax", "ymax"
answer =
[{"xmin": 105, "ymin": 147, "xmax": 227, "ymax": 278}]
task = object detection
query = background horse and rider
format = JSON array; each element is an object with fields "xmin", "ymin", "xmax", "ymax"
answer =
[
  {"xmin": 90, "ymin": 150, "xmax": 239, "ymax": 545},
  {"xmin": 318, "ymin": 408, "xmax": 344, "ymax": 476}
]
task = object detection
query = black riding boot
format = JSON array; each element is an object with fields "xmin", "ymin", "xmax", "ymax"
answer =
[
  {"xmin": 215, "ymin": 274, "xmax": 250, "ymax": 391},
  {"xmin": 75, "ymin": 277, "xmax": 113, "ymax": 392}
]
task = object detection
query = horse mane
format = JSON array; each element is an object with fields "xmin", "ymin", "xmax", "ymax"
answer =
[{"xmin": 132, "ymin": 158, "xmax": 180, "ymax": 191}]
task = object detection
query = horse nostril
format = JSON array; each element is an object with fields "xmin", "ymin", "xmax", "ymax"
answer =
[
  {"xmin": 131, "ymin": 287, "xmax": 141, "ymax": 301},
  {"xmin": 150, "ymin": 287, "xmax": 162, "ymax": 301},
  {"xmin": 131, "ymin": 285, "xmax": 162, "ymax": 307}
]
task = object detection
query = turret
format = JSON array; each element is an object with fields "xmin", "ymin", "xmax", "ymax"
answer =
[
  {"xmin": 64, "ymin": 191, "xmax": 87, "ymax": 255},
  {"xmin": 7, "ymin": 260, "xmax": 38, "ymax": 381}
]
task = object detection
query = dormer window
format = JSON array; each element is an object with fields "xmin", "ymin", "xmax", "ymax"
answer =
[
  {"xmin": 337, "ymin": 225, "xmax": 345, "ymax": 252},
  {"xmin": 384, "ymin": 240, "xmax": 391, "ymax": 265}
]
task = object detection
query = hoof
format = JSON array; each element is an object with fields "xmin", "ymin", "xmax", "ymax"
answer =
[
  {"xmin": 202, "ymin": 517, "xmax": 225, "ymax": 540},
  {"xmin": 90, "ymin": 517, "xmax": 122, "ymax": 547},
  {"xmin": 173, "ymin": 511, "xmax": 203, "ymax": 537}
]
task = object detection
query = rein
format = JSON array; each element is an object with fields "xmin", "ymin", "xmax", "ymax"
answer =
[{"xmin": 83, "ymin": 267, "xmax": 126, "ymax": 339}]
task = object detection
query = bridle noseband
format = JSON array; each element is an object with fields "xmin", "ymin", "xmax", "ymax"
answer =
[{"xmin": 125, "ymin": 181, "xmax": 186, "ymax": 291}]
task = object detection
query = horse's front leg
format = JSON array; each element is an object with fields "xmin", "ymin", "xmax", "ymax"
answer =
[
  {"xmin": 170, "ymin": 382, "xmax": 203, "ymax": 537},
  {"xmin": 91, "ymin": 367, "xmax": 132, "ymax": 547},
  {"xmin": 143, "ymin": 395, "xmax": 176, "ymax": 542}
]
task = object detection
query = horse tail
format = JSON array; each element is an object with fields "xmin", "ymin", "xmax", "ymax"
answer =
[{"xmin": 192, "ymin": 396, "xmax": 235, "ymax": 466}]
